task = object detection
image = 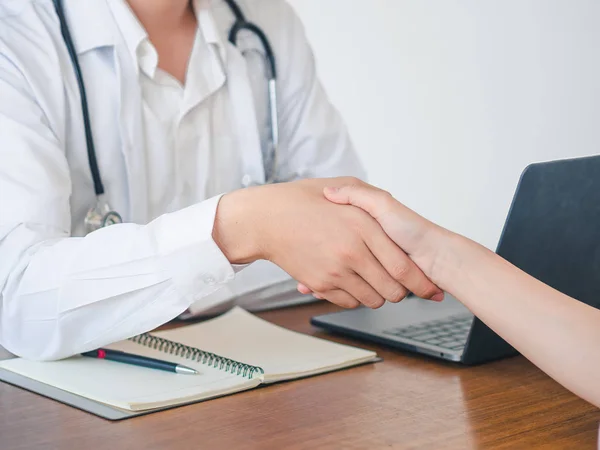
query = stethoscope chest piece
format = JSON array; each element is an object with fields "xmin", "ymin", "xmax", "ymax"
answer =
[
  {"xmin": 53, "ymin": 0, "xmax": 282, "ymax": 231},
  {"xmin": 84, "ymin": 200, "xmax": 123, "ymax": 233}
]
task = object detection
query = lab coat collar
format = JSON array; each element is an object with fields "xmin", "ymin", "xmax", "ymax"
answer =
[
  {"xmin": 105, "ymin": 0, "xmax": 149, "ymax": 76},
  {"xmin": 107, "ymin": 0, "xmax": 223, "ymax": 80},
  {"xmin": 62, "ymin": 0, "xmax": 224, "ymax": 59},
  {"xmin": 196, "ymin": 0, "xmax": 227, "ymax": 63},
  {"xmin": 59, "ymin": 0, "xmax": 233, "ymax": 222},
  {"xmin": 61, "ymin": 0, "xmax": 118, "ymax": 55},
  {"xmin": 59, "ymin": 1, "xmax": 146, "ymax": 222}
]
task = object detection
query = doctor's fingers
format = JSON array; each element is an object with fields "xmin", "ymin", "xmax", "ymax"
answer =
[
  {"xmin": 333, "ymin": 272, "xmax": 389, "ymax": 309},
  {"xmin": 299, "ymin": 283, "xmax": 313, "ymax": 295},
  {"xmin": 351, "ymin": 246, "xmax": 409, "ymax": 304},
  {"xmin": 312, "ymin": 289, "xmax": 360, "ymax": 309},
  {"xmin": 304, "ymin": 252, "xmax": 409, "ymax": 306},
  {"xmin": 300, "ymin": 284, "xmax": 372, "ymax": 308},
  {"xmin": 362, "ymin": 219, "xmax": 444, "ymax": 301},
  {"xmin": 313, "ymin": 274, "xmax": 387, "ymax": 309}
]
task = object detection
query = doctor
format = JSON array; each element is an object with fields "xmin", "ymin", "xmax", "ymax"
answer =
[{"xmin": 0, "ymin": 0, "xmax": 442, "ymax": 360}]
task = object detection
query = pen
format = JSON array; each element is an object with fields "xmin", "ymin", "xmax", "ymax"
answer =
[{"xmin": 81, "ymin": 349, "xmax": 199, "ymax": 375}]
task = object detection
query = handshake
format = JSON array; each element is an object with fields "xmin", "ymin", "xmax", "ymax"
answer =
[{"xmin": 214, "ymin": 177, "xmax": 452, "ymax": 309}]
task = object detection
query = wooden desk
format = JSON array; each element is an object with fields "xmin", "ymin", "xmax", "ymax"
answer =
[{"xmin": 1, "ymin": 302, "xmax": 599, "ymax": 449}]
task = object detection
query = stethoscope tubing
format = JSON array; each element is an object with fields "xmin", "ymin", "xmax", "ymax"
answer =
[{"xmin": 52, "ymin": 0, "xmax": 280, "ymax": 231}]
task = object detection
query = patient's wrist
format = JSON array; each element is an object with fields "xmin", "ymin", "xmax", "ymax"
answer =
[
  {"xmin": 425, "ymin": 229, "xmax": 469, "ymax": 290},
  {"xmin": 429, "ymin": 230, "xmax": 493, "ymax": 296}
]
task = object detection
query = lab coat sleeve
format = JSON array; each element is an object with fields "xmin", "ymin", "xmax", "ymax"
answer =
[
  {"xmin": 0, "ymin": 54, "xmax": 235, "ymax": 361},
  {"xmin": 270, "ymin": 1, "xmax": 367, "ymax": 181}
]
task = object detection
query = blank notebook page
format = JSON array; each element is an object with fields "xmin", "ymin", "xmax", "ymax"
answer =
[
  {"xmin": 154, "ymin": 307, "xmax": 377, "ymax": 382},
  {"xmin": 0, "ymin": 338, "xmax": 260, "ymax": 411}
]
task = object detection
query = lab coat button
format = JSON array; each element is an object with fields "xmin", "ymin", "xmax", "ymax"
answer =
[
  {"xmin": 241, "ymin": 174, "xmax": 252, "ymax": 188},
  {"xmin": 203, "ymin": 276, "xmax": 216, "ymax": 285}
]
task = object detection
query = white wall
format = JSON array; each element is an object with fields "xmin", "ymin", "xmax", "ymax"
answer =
[{"xmin": 287, "ymin": 0, "xmax": 600, "ymax": 249}]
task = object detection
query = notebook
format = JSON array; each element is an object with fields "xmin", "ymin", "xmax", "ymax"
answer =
[{"xmin": 0, "ymin": 307, "xmax": 377, "ymax": 414}]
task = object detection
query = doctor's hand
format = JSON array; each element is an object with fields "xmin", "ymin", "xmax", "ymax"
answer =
[
  {"xmin": 297, "ymin": 181, "xmax": 451, "ymax": 298},
  {"xmin": 213, "ymin": 177, "xmax": 443, "ymax": 309}
]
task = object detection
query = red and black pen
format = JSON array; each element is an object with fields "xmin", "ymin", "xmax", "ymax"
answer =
[{"xmin": 82, "ymin": 348, "xmax": 199, "ymax": 375}]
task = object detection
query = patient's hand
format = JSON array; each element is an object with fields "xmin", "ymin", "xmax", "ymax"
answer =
[
  {"xmin": 216, "ymin": 177, "xmax": 443, "ymax": 309},
  {"xmin": 298, "ymin": 180, "xmax": 447, "ymax": 301}
]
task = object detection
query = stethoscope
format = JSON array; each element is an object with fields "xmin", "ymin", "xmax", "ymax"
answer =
[{"xmin": 51, "ymin": 0, "xmax": 279, "ymax": 233}]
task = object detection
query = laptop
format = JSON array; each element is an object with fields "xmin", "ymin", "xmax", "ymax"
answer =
[{"xmin": 311, "ymin": 155, "xmax": 600, "ymax": 364}]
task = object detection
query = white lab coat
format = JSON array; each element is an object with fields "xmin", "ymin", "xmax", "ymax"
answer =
[{"xmin": 0, "ymin": 0, "xmax": 364, "ymax": 360}]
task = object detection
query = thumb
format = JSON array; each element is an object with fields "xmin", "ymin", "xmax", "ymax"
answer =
[{"xmin": 323, "ymin": 184, "xmax": 391, "ymax": 219}]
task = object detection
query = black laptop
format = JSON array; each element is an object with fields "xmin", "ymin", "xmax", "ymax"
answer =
[{"xmin": 311, "ymin": 155, "xmax": 600, "ymax": 364}]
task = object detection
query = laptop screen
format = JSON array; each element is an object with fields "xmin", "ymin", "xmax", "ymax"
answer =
[{"xmin": 495, "ymin": 156, "xmax": 600, "ymax": 309}]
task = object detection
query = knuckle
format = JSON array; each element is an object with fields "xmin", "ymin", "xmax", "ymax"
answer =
[
  {"xmin": 378, "ymin": 189, "xmax": 393, "ymax": 198},
  {"xmin": 388, "ymin": 286, "xmax": 408, "ymax": 303},
  {"xmin": 340, "ymin": 176, "xmax": 361, "ymax": 186},
  {"xmin": 345, "ymin": 250, "xmax": 359, "ymax": 264},
  {"xmin": 390, "ymin": 262, "xmax": 412, "ymax": 281},
  {"xmin": 329, "ymin": 293, "xmax": 360, "ymax": 309},
  {"xmin": 312, "ymin": 281, "xmax": 332, "ymax": 293},
  {"xmin": 369, "ymin": 297, "xmax": 386, "ymax": 309},
  {"xmin": 373, "ymin": 189, "xmax": 396, "ymax": 214},
  {"xmin": 336, "ymin": 247, "xmax": 357, "ymax": 265},
  {"xmin": 380, "ymin": 190, "xmax": 395, "ymax": 204},
  {"xmin": 363, "ymin": 295, "xmax": 385, "ymax": 309},
  {"xmin": 326, "ymin": 265, "xmax": 344, "ymax": 280},
  {"xmin": 348, "ymin": 176, "xmax": 363, "ymax": 187},
  {"xmin": 418, "ymin": 284, "xmax": 440, "ymax": 300},
  {"xmin": 347, "ymin": 299, "xmax": 361, "ymax": 309}
]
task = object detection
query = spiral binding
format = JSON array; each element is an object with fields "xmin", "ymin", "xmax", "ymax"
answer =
[{"xmin": 130, "ymin": 333, "xmax": 264, "ymax": 379}]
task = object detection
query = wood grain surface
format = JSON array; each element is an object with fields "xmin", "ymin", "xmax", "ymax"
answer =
[{"xmin": 1, "ymin": 302, "xmax": 598, "ymax": 449}]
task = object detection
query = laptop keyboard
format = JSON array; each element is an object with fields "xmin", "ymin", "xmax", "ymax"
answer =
[{"xmin": 383, "ymin": 314, "xmax": 473, "ymax": 351}]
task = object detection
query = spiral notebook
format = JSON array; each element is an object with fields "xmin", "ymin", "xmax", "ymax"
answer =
[{"xmin": 0, "ymin": 308, "xmax": 377, "ymax": 417}]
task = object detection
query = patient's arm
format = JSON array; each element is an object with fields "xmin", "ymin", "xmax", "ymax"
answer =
[
  {"xmin": 433, "ymin": 230, "xmax": 600, "ymax": 408},
  {"xmin": 304, "ymin": 181, "xmax": 600, "ymax": 408}
]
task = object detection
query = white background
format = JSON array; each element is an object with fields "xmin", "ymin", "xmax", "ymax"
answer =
[{"xmin": 287, "ymin": 0, "xmax": 600, "ymax": 249}]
